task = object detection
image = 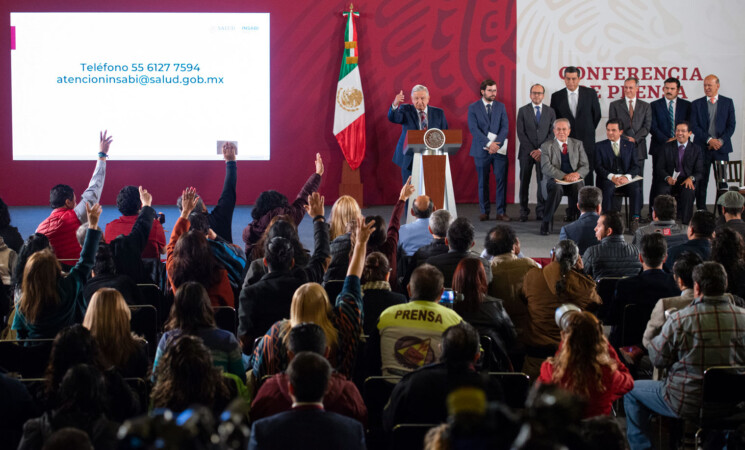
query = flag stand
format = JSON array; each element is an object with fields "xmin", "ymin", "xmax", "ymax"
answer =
[{"xmin": 339, "ymin": 161, "xmax": 364, "ymax": 208}]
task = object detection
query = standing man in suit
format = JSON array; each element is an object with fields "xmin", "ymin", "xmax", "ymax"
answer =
[
  {"xmin": 649, "ymin": 77, "xmax": 691, "ymax": 220},
  {"xmin": 389, "ymin": 85, "xmax": 449, "ymax": 184},
  {"xmin": 594, "ymin": 119, "xmax": 643, "ymax": 231},
  {"xmin": 550, "ymin": 66, "xmax": 601, "ymax": 186},
  {"xmin": 654, "ymin": 121, "xmax": 703, "ymax": 224},
  {"xmin": 539, "ymin": 118, "xmax": 590, "ymax": 235},
  {"xmin": 468, "ymin": 79, "xmax": 510, "ymax": 221},
  {"xmin": 690, "ymin": 74, "xmax": 737, "ymax": 211},
  {"xmin": 516, "ymin": 83, "xmax": 556, "ymax": 222},
  {"xmin": 609, "ymin": 77, "xmax": 651, "ymax": 175}
]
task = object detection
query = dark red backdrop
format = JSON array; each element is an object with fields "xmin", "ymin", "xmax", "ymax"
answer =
[{"xmin": 0, "ymin": 0, "xmax": 516, "ymax": 207}]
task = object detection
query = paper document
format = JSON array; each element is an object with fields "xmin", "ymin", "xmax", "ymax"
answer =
[
  {"xmin": 672, "ymin": 171, "xmax": 680, "ymax": 180},
  {"xmin": 614, "ymin": 175, "xmax": 643, "ymax": 187},
  {"xmin": 554, "ymin": 178, "xmax": 584, "ymax": 185},
  {"xmin": 484, "ymin": 135, "xmax": 508, "ymax": 155}
]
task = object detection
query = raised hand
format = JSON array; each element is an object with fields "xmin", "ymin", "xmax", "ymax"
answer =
[
  {"xmin": 222, "ymin": 141, "xmax": 237, "ymax": 161},
  {"xmin": 315, "ymin": 152, "xmax": 324, "ymax": 176},
  {"xmin": 180, "ymin": 187, "xmax": 199, "ymax": 218},
  {"xmin": 99, "ymin": 130, "xmax": 113, "ymax": 157},
  {"xmin": 355, "ymin": 216, "xmax": 376, "ymax": 246},
  {"xmin": 305, "ymin": 192, "xmax": 325, "ymax": 218},
  {"xmin": 86, "ymin": 203, "xmax": 102, "ymax": 230},
  {"xmin": 393, "ymin": 90, "xmax": 405, "ymax": 107},
  {"xmin": 139, "ymin": 186, "xmax": 152, "ymax": 207},
  {"xmin": 399, "ymin": 176, "xmax": 416, "ymax": 201}
]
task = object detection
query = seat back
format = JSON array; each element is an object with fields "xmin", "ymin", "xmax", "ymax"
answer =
[
  {"xmin": 129, "ymin": 305, "xmax": 159, "ymax": 357},
  {"xmin": 620, "ymin": 303, "xmax": 645, "ymax": 347},
  {"xmin": 364, "ymin": 375, "xmax": 401, "ymax": 447},
  {"xmin": 213, "ymin": 306, "xmax": 237, "ymax": 336},
  {"xmin": 391, "ymin": 423, "xmax": 438, "ymax": 450},
  {"xmin": 479, "ymin": 334, "xmax": 494, "ymax": 371},
  {"xmin": 0, "ymin": 339, "xmax": 54, "ymax": 378},
  {"xmin": 323, "ymin": 280, "xmax": 345, "ymax": 301},
  {"xmin": 595, "ymin": 277, "xmax": 625, "ymax": 322},
  {"xmin": 124, "ymin": 377, "xmax": 150, "ymax": 415},
  {"xmin": 700, "ymin": 365, "xmax": 745, "ymax": 423},
  {"xmin": 488, "ymin": 372, "xmax": 530, "ymax": 409},
  {"xmin": 137, "ymin": 284, "xmax": 166, "ymax": 326}
]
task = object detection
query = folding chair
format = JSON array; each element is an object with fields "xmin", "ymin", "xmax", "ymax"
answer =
[
  {"xmin": 124, "ymin": 377, "xmax": 150, "ymax": 416},
  {"xmin": 363, "ymin": 375, "xmax": 402, "ymax": 449},
  {"xmin": 214, "ymin": 306, "xmax": 237, "ymax": 336},
  {"xmin": 137, "ymin": 284, "xmax": 166, "ymax": 326},
  {"xmin": 695, "ymin": 365, "xmax": 745, "ymax": 447},
  {"xmin": 129, "ymin": 305, "xmax": 159, "ymax": 357},
  {"xmin": 595, "ymin": 277, "xmax": 625, "ymax": 323},
  {"xmin": 488, "ymin": 372, "xmax": 530, "ymax": 410},
  {"xmin": 0, "ymin": 339, "xmax": 54, "ymax": 378},
  {"xmin": 713, "ymin": 160, "xmax": 743, "ymax": 215}
]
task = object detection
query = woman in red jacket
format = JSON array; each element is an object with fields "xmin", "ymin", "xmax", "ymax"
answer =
[{"xmin": 538, "ymin": 311, "xmax": 633, "ymax": 418}]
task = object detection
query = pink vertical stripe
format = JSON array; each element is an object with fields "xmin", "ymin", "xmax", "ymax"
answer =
[{"xmin": 10, "ymin": 26, "xmax": 15, "ymax": 50}]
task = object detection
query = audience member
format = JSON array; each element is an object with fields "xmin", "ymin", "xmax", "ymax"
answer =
[
  {"xmin": 0, "ymin": 372, "xmax": 40, "ymax": 449},
  {"xmin": 188, "ymin": 212, "xmax": 247, "ymax": 290},
  {"xmin": 0, "ymin": 236, "xmax": 17, "ymax": 302},
  {"xmin": 0, "ymin": 197, "xmax": 23, "ymax": 253},
  {"xmin": 426, "ymin": 217, "xmax": 491, "ymax": 287},
  {"xmin": 10, "ymin": 234, "xmax": 50, "ymax": 303},
  {"xmin": 522, "ymin": 240, "xmax": 601, "ymax": 379},
  {"xmin": 579, "ymin": 416, "xmax": 629, "ymax": 450},
  {"xmin": 104, "ymin": 185, "xmax": 166, "ymax": 258},
  {"xmin": 403, "ymin": 209, "xmax": 451, "ymax": 288},
  {"xmin": 558, "ymin": 186, "xmax": 602, "ymax": 254},
  {"xmin": 624, "ymin": 262, "xmax": 745, "ymax": 449},
  {"xmin": 583, "ymin": 211, "xmax": 641, "ymax": 280},
  {"xmin": 82, "ymin": 242, "xmax": 141, "ymax": 305},
  {"xmin": 248, "ymin": 352, "xmax": 366, "ymax": 450},
  {"xmin": 710, "ymin": 227, "xmax": 745, "ymax": 299},
  {"xmin": 154, "ymin": 282, "xmax": 245, "ymax": 382},
  {"xmin": 167, "ymin": 187, "xmax": 234, "ymax": 307},
  {"xmin": 323, "ymin": 195, "xmax": 362, "ymax": 282},
  {"xmin": 398, "ymin": 195, "xmax": 434, "ymax": 256},
  {"xmin": 716, "ymin": 190, "xmax": 745, "ymax": 240},
  {"xmin": 244, "ymin": 215, "xmax": 308, "ymax": 285},
  {"xmin": 82, "ymin": 288, "xmax": 148, "ymax": 379},
  {"xmin": 251, "ymin": 323, "xmax": 367, "ymax": 424},
  {"xmin": 41, "ymin": 428, "xmax": 93, "ymax": 450},
  {"xmin": 632, "ymin": 194, "xmax": 689, "ymax": 250},
  {"xmin": 242, "ymin": 152, "xmax": 322, "ymax": 254},
  {"xmin": 663, "ymin": 209, "xmax": 715, "ymax": 272},
  {"xmin": 360, "ymin": 252, "xmax": 406, "ymax": 336}
]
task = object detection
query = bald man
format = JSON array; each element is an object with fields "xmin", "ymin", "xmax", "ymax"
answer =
[{"xmin": 398, "ymin": 195, "xmax": 435, "ymax": 256}]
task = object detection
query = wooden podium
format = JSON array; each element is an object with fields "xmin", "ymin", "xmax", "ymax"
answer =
[{"xmin": 404, "ymin": 129, "xmax": 462, "ymax": 223}]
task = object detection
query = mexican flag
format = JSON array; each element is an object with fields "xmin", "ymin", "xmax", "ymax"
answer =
[{"xmin": 333, "ymin": 8, "xmax": 365, "ymax": 170}]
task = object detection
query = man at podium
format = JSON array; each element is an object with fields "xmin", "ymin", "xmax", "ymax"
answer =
[{"xmin": 388, "ymin": 85, "xmax": 449, "ymax": 183}]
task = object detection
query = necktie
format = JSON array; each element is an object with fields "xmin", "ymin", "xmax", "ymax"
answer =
[
  {"xmin": 628, "ymin": 100, "xmax": 634, "ymax": 120},
  {"xmin": 535, "ymin": 105, "xmax": 541, "ymax": 124},
  {"xmin": 420, "ymin": 111, "xmax": 427, "ymax": 130},
  {"xmin": 678, "ymin": 144, "xmax": 685, "ymax": 173},
  {"xmin": 668, "ymin": 100, "xmax": 675, "ymax": 137},
  {"xmin": 486, "ymin": 103, "xmax": 492, "ymax": 121},
  {"xmin": 562, "ymin": 143, "xmax": 568, "ymax": 155},
  {"xmin": 612, "ymin": 141, "xmax": 620, "ymax": 157},
  {"xmin": 569, "ymin": 92, "xmax": 578, "ymax": 117},
  {"xmin": 710, "ymin": 97, "xmax": 716, "ymax": 104}
]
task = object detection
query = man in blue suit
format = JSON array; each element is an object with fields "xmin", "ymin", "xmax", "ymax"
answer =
[
  {"xmin": 690, "ymin": 74, "xmax": 737, "ymax": 211},
  {"xmin": 649, "ymin": 77, "xmax": 691, "ymax": 219},
  {"xmin": 468, "ymin": 79, "xmax": 510, "ymax": 221},
  {"xmin": 594, "ymin": 119, "xmax": 643, "ymax": 231},
  {"xmin": 559, "ymin": 186, "xmax": 602, "ymax": 255},
  {"xmin": 388, "ymin": 85, "xmax": 449, "ymax": 183},
  {"xmin": 248, "ymin": 352, "xmax": 366, "ymax": 450}
]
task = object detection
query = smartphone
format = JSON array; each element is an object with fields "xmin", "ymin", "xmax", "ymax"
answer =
[{"xmin": 440, "ymin": 289, "xmax": 454, "ymax": 308}]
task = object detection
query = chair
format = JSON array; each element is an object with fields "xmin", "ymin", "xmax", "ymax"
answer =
[
  {"xmin": 391, "ymin": 423, "xmax": 438, "ymax": 450},
  {"xmin": 0, "ymin": 339, "xmax": 54, "ymax": 378},
  {"xmin": 488, "ymin": 372, "xmax": 530, "ymax": 410},
  {"xmin": 612, "ymin": 189, "xmax": 631, "ymax": 230},
  {"xmin": 323, "ymin": 280, "xmax": 345, "ymax": 301},
  {"xmin": 214, "ymin": 306, "xmax": 237, "ymax": 336},
  {"xmin": 129, "ymin": 305, "xmax": 159, "ymax": 357},
  {"xmin": 137, "ymin": 284, "xmax": 166, "ymax": 326},
  {"xmin": 595, "ymin": 277, "xmax": 625, "ymax": 323},
  {"xmin": 695, "ymin": 365, "xmax": 745, "ymax": 447},
  {"xmin": 363, "ymin": 375, "xmax": 402, "ymax": 448},
  {"xmin": 124, "ymin": 377, "xmax": 150, "ymax": 415},
  {"xmin": 478, "ymin": 335, "xmax": 494, "ymax": 371},
  {"xmin": 713, "ymin": 160, "xmax": 743, "ymax": 213},
  {"xmin": 620, "ymin": 303, "xmax": 644, "ymax": 347}
]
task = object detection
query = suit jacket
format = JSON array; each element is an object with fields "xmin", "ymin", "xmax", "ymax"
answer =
[
  {"xmin": 654, "ymin": 140, "xmax": 703, "ymax": 184},
  {"xmin": 425, "ymin": 250, "xmax": 492, "ymax": 288},
  {"xmin": 650, "ymin": 97, "xmax": 691, "ymax": 157},
  {"xmin": 467, "ymin": 99, "xmax": 508, "ymax": 161},
  {"xmin": 550, "ymin": 86, "xmax": 601, "ymax": 143},
  {"xmin": 594, "ymin": 139, "xmax": 641, "ymax": 181},
  {"xmin": 516, "ymin": 103, "xmax": 555, "ymax": 159},
  {"xmin": 540, "ymin": 138, "xmax": 590, "ymax": 180},
  {"xmin": 559, "ymin": 212, "xmax": 600, "ymax": 255},
  {"xmin": 248, "ymin": 407, "xmax": 366, "ymax": 450},
  {"xmin": 690, "ymin": 94, "xmax": 736, "ymax": 160},
  {"xmin": 608, "ymin": 98, "xmax": 651, "ymax": 160},
  {"xmin": 388, "ymin": 104, "xmax": 448, "ymax": 168}
]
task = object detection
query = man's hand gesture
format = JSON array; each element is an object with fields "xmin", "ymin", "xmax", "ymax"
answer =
[
  {"xmin": 99, "ymin": 130, "xmax": 113, "ymax": 158},
  {"xmin": 180, "ymin": 187, "xmax": 199, "ymax": 219},
  {"xmin": 393, "ymin": 90, "xmax": 405, "ymax": 108},
  {"xmin": 399, "ymin": 176, "xmax": 416, "ymax": 201},
  {"xmin": 139, "ymin": 186, "xmax": 152, "ymax": 207},
  {"xmin": 222, "ymin": 142, "xmax": 237, "ymax": 161},
  {"xmin": 315, "ymin": 153, "xmax": 324, "ymax": 176},
  {"xmin": 305, "ymin": 192, "xmax": 325, "ymax": 219}
]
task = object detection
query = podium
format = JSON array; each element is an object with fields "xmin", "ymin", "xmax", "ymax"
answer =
[{"xmin": 404, "ymin": 129, "xmax": 462, "ymax": 224}]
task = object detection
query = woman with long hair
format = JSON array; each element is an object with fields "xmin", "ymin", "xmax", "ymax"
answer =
[
  {"xmin": 153, "ymin": 282, "xmax": 245, "ymax": 382},
  {"xmin": 82, "ymin": 288, "xmax": 148, "ymax": 378},
  {"xmin": 452, "ymin": 257, "xmax": 516, "ymax": 371},
  {"xmin": 711, "ymin": 227, "xmax": 745, "ymax": 299},
  {"xmin": 167, "ymin": 187, "xmax": 233, "ymax": 307},
  {"xmin": 538, "ymin": 311, "xmax": 633, "ymax": 417},
  {"xmin": 360, "ymin": 252, "xmax": 406, "ymax": 335},
  {"xmin": 323, "ymin": 196, "xmax": 362, "ymax": 283},
  {"xmin": 11, "ymin": 234, "xmax": 51, "ymax": 302}
]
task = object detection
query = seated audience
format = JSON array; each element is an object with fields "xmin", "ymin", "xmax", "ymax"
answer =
[
  {"xmin": 252, "ymin": 218, "xmax": 371, "ymax": 380},
  {"xmin": 403, "ymin": 209, "xmax": 451, "ymax": 288},
  {"xmin": 398, "ymin": 194, "xmax": 434, "ymax": 256},
  {"xmin": 624, "ymin": 262, "xmax": 745, "ymax": 448},
  {"xmin": 82, "ymin": 288, "xmax": 148, "ymax": 379},
  {"xmin": 710, "ymin": 227, "xmax": 745, "ymax": 299},
  {"xmin": 167, "ymin": 187, "xmax": 233, "ymax": 307},
  {"xmin": 10, "ymin": 234, "xmax": 51, "ymax": 303},
  {"xmin": 558, "ymin": 186, "xmax": 602, "ymax": 255},
  {"xmin": 82, "ymin": 243, "xmax": 141, "ymax": 305},
  {"xmin": 248, "ymin": 352, "xmax": 366, "ymax": 450},
  {"xmin": 40, "ymin": 428, "xmax": 93, "ymax": 450},
  {"xmin": 538, "ymin": 311, "xmax": 633, "ymax": 418},
  {"xmin": 632, "ymin": 194, "xmax": 689, "ymax": 250},
  {"xmin": 104, "ymin": 185, "xmax": 166, "ymax": 258},
  {"xmin": 242, "ymin": 152, "xmax": 322, "ymax": 253},
  {"xmin": 716, "ymin": 190, "xmax": 745, "ymax": 240},
  {"xmin": 425, "ymin": 217, "xmax": 491, "ymax": 288},
  {"xmin": 663, "ymin": 209, "xmax": 714, "ymax": 272},
  {"xmin": 323, "ymin": 195, "xmax": 362, "ymax": 283},
  {"xmin": 154, "ymin": 282, "xmax": 245, "ymax": 382},
  {"xmin": 243, "ymin": 215, "xmax": 308, "ymax": 286},
  {"xmin": 251, "ymin": 323, "xmax": 367, "ymax": 424},
  {"xmin": 583, "ymin": 211, "xmax": 641, "ymax": 280},
  {"xmin": 0, "ymin": 196, "xmax": 23, "ymax": 253},
  {"xmin": 12, "ymin": 204, "xmax": 102, "ymax": 339},
  {"xmin": 0, "ymin": 236, "xmax": 16, "ymax": 302},
  {"xmin": 360, "ymin": 252, "xmax": 406, "ymax": 336},
  {"xmin": 36, "ymin": 132, "xmax": 111, "ymax": 261},
  {"xmin": 187, "ymin": 212, "xmax": 247, "ymax": 290},
  {"xmin": 0, "ymin": 372, "xmax": 40, "ymax": 449},
  {"xmin": 452, "ymin": 258, "xmax": 515, "ymax": 371}
]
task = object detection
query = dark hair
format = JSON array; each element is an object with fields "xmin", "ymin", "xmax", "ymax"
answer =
[
  {"xmin": 365, "ymin": 215, "xmax": 387, "ymax": 249},
  {"xmin": 484, "ymin": 225, "xmax": 516, "ymax": 257},
  {"xmin": 92, "ymin": 242, "xmax": 116, "ymax": 276},
  {"xmin": 724, "ymin": 206, "xmax": 743, "ymax": 216},
  {"xmin": 12, "ymin": 233, "xmax": 51, "ymax": 290},
  {"xmin": 265, "ymin": 236, "xmax": 294, "ymax": 272},
  {"xmin": 672, "ymin": 251, "xmax": 703, "ymax": 289},
  {"xmin": 0, "ymin": 197, "xmax": 10, "ymax": 228},
  {"xmin": 479, "ymin": 79, "xmax": 497, "ymax": 94},
  {"xmin": 287, "ymin": 352, "xmax": 331, "ymax": 403},
  {"xmin": 362, "ymin": 252, "xmax": 390, "ymax": 283},
  {"xmin": 43, "ymin": 427, "xmax": 93, "ymax": 450},
  {"xmin": 689, "ymin": 210, "xmax": 716, "ymax": 237},
  {"xmin": 45, "ymin": 325, "xmax": 100, "ymax": 397},
  {"xmin": 170, "ymin": 230, "xmax": 222, "ymax": 291},
  {"xmin": 578, "ymin": 186, "xmax": 602, "ymax": 212},
  {"xmin": 554, "ymin": 240, "xmax": 579, "ymax": 297},
  {"xmin": 653, "ymin": 195, "xmax": 676, "ymax": 221},
  {"xmin": 54, "ymin": 364, "xmax": 107, "ymax": 419},
  {"xmin": 564, "ymin": 66, "xmax": 581, "ymax": 76},
  {"xmin": 252, "ymin": 217, "xmax": 307, "ymax": 264},
  {"xmin": 580, "ymin": 413, "xmax": 627, "ymax": 450},
  {"xmin": 288, "ymin": 323, "xmax": 327, "ymax": 356},
  {"xmin": 447, "ymin": 218, "xmax": 474, "ymax": 252},
  {"xmin": 441, "ymin": 322, "xmax": 480, "ymax": 365},
  {"xmin": 165, "ymin": 282, "xmax": 216, "ymax": 334},
  {"xmin": 605, "ymin": 118, "xmax": 623, "ymax": 129},
  {"xmin": 49, "ymin": 184, "xmax": 74, "ymax": 209},
  {"xmin": 640, "ymin": 233, "xmax": 667, "ymax": 268},
  {"xmin": 251, "ymin": 190, "xmax": 289, "ymax": 221},
  {"xmin": 116, "ymin": 186, "xmax": 141, "ymax": 216},
  {"xmin": 664, "ymin": 77, "xmax": 681, "ymax": 89},
  {"xmin": 711, "ymin": 228, "xmax": 745, "ymax": 292},
  {"xmin": 188, "ymin": 212, "xmax": 211, "ymax": 235},
  {"xmin": 692, "ymin": 262, "xmax": 727, "ymax": 296},
  {"xmin": 409, "ymin": 264, "xmax": 444, "ymax": 301},
  {"xmin": 452, "ymin": 258, "xmax": 488, "ymax": 314},
  {"xmin": 601, "ymin": 211, "xmax": 624, "ymax": 236},
  {"xmin": 676, "ymin": 120, "xmax": 691, "ymax": 133}
]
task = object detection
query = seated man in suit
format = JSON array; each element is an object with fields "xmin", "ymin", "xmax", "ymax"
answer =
[
  {"xmin": 664, "ymin": 210, "xmax": 715, "ymax": 272},
  {"xmin": 539, "ymin": 118, "xmax": 590, "ymax": 235},
  {"xmin": 402, "ymin": 209, "xmax": 451, "ymax": 289},
  {"xmin": 594, "ymin": 119, "xmax": 643, "ymax": 232},
  {"xmin": 248, "ymin": 352, "xmax": 366, "ymax": 450},
  {"xmin": 632, "ymin": 195, "xmax": 688, "ymax": 250},
  {"xmin": 559, "ymin": 186, "xmax": 602, "ymax": 254},
  {"xmin": 654, "ymin": 121, "xmax": 703, "ymax": 225},
  {"xmin": 425, "ymin": 217, "xmax": 491, "ymax": 287}
]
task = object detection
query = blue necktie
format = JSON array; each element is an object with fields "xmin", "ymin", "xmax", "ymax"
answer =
[
  {"xmin": 486, "ymin": 103, "xmax": 492, "ymax": 121},
  {"xmin": 535, "ymin": 105, "xmax": 541, "ymax": 125},
  {"xmin": 668, "ymin": 100, "xmax": 675, "ymax": 137}
]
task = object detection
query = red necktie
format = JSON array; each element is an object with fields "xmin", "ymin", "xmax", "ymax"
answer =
[
  {"xmin": 420, "ymin": 111, "xmax": 427, "ymax": 130},
  {"xmin": 562, "ymin": 143, "xmax": 568, "ymax": 155}
]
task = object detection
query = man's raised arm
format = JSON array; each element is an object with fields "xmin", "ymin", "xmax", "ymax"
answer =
[{"xmin": 75, "ymin": 130, "xmax": 112, "ymax": 223}]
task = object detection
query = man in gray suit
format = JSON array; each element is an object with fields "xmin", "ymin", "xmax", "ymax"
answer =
[
  {"xmin": 609, "ymin": 76, "xmax": 652, "ymax": 175},
  {"xmin": 539, "ymin": 118, "xmax": 590, "ymax": 235},
  {"xmin": 516, "ymin": 84, "xmax": 556, "ymax": 222}
]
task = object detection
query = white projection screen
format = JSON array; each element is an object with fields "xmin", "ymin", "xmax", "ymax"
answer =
[{"xmin": 10, "ymin": 13, "xmax": 270, "ymax": 160}]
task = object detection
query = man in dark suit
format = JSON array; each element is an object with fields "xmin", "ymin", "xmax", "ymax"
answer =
[
  {"xmin": 663, "ymin": 210, "xmax": 715, "ymax": 272},
  {"xmin": 550, "ymin": 66, "xmax": 601, "ymax": 185},
  {"xmin": 609, "ymin": 77, "xmax": 651, "ymax": 174},
  {"xmin": 559, "ymin": 186, "xmax": 602, "ymax": 254},
  {"xmin": 649, "ymin": 77, "xmax": 691, "ymax": 219},
  {"xmin": 690, "ymin": 74, "xmax": 737, "ymax": 211},
  {"xmin": 425, "ymin": 217, "xmax": 491, "ymax": 287},
  {"xmin": 594, "ymin": 119, "xmax": 643, "ymax": 230},
  {"xmin": 654, "ymin": 121, "xmax": 703, "ymax": 224},
  {"xmin": 248, "ymin": 352, "xmax": 366, "ymax": 450},
  {"xmin": 389, "ymin": 85, "xmax": 449, "ymax": 183},
  {"xmin": 539, "ymin": 118, "xmax": 590, "ymax": 235},
  {"xmin": 516, "ymin": 83, "xmax": 555, "ymax": 222},
  {"xmin": 468, "ymin": 79, "xmax": 510, "ymax": 221}
]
